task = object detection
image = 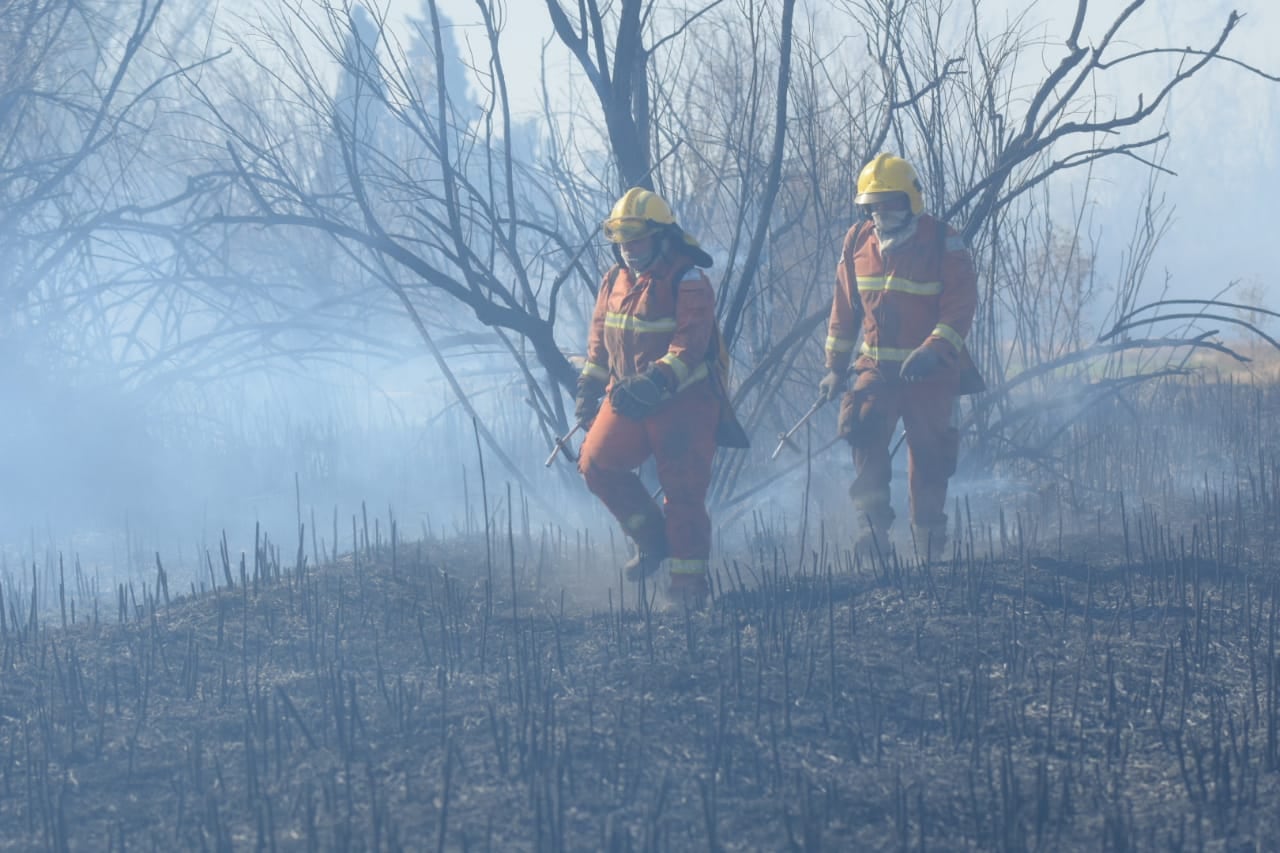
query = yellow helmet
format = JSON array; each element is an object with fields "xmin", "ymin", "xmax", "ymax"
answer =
[
  {"xmin": 854, "ymin": 153, "xmax": 924, "ymax": 215},
  {"xmin": 602, "ymin": 187, "xmax": 678, "ymax": 243}
]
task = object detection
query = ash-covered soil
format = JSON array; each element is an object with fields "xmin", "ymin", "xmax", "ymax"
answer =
[{"xmin": 2, "ymin": 517, "xmax": 1280, "ymax": 851}]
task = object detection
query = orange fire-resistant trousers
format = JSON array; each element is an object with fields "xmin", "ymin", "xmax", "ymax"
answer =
[
  {"xmin": 578, "ymin": 382, "xmax": 720, "ymax": 575},
  {"xmin": 841, "ymin": 361, "xmax": 960, "ymax": 528}
]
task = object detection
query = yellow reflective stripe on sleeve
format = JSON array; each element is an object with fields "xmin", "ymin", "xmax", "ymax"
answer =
[
  {"xmin": 825, "ymin": 335, "xmax": 856, "ymax": 353},
  {"xmin": 604, "ymin": 312, "xmax": 677, "ymax": 333},
  {"xmin": 675, "ymin": 362, "xmax": 709, "ymax": 392},
  {"xmin": 856, "ymin": 275, "xmax": 942, "ymax": 296},
  {"xmin": 931, "ymin": 323, "xmax": 965, "ymax": 350},
  {"xmin": 581, "ymin": 362, "xmax": 608, "ymax": 381},
  {"xmin": 669, "ymin": 558, "xmax": 707, "ymax": 576},
  {"xmin": 859, "ymin": 341, "xmax": 915, "ymax": 362},
  {"xmin": 657, "ymin": 352, "xmax": 691, "ymax": 384}
]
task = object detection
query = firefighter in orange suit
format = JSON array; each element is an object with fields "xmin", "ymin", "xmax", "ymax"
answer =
[
  {"xmin": 575, "ymin": 188, "xmax": 744, "ymax": 605},
  {"xmin": 820, "ymin": 154, "xmax": 981, "ymax": 558}
]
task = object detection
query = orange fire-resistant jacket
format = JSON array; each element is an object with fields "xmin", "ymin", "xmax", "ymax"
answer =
[
  {"xmin": 580, "ymin": 252, "xmax": 715, "ymax": 391},
  {"xmin": 825, "ymin": 215, "xmax": 978, "ymax": 377}
]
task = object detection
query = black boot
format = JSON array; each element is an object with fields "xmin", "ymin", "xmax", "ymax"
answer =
[
  {"xmin": 853, "ymin": 502, "xmax": 895, "ymax": 557},
  {"xmin": 623, "ymin": 543, "xmax": 667, "ymax": 581},
  {"xmin": 911, "ymin": 521, "xmax": 949, "ymax": 562}
]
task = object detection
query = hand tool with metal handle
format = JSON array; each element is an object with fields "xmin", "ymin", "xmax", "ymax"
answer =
[
  {"xmin": 769, "ymin": 398, "xmax": 825, "ymax": 461},
  {"xmin": 544, "ymin": 423, "xmax": 583, "ymax": 467}
]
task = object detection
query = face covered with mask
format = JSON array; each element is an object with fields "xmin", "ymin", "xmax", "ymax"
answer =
[
  {"xmin": 620, "ymin": 233, "xmax": 662, "ymax": 273},
  {"xmin": 862, "ymin": 194, "xmax": 916, "ymax": 247}
]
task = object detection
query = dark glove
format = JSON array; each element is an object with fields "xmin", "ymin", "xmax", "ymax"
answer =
[
  {"xmin": 818, "ymin": 369, "xmax": 847, "ymax": 404},
  {"xmin": 900, "ymin": 345, "xmax": 943, "ymax": 382},
  {"xmin": 574, "ymin": 376, "xmax": 606, "ymax": 426},
  {"xmin": 609, "ymin": 368, "xmax": 672, "ymax": 420}
]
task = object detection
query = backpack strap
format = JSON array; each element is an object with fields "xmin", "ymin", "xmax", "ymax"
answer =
[
  {"xmin": 601, "ymin": 263, "xmax": 624, "ymax": 299},
  {"xmin": 853, "ymin": 218, "xmax": 877, "ymax": 253},
  {"xmin": 669, "ymin": 263, "xmax": 721, "ymax": 368}
]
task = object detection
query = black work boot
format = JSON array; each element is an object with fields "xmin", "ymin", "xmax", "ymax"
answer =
[
  {"xmin": 667, "ymin": 572, "xmax": 709, "ymax": 610},
  {"xmin": 852, "ymin": 503, "xmax": 895, "ymax": 558},
  {"xmin": 623, "ymin": 543, "xmax": 667, "ymax": 581},
  {"xmin": 911, "ymin": 521, "xmax": 949, "ymax": 562}
]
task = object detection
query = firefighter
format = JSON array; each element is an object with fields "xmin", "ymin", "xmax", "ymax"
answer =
[
  {"xmin": 819, "ymin": 154, "xmax": 982, "ymax": 559},
  {"xmin": 574, "ymin": 187, "xmax": 744, "ymax": 606}
]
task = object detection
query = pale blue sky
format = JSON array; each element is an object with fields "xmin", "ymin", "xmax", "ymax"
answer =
[{"xmin": 310, "ymin": 0, "xmax": 1279, "ymax": 312}]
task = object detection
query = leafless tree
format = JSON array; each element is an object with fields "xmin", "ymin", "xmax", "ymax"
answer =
[
  {"xmin": 131, "ymin": 0, "xmax": 1278, "ymax": 504},
  {"xmin": 0, "ymin": 0, "xmax": 255, "ymax": 450}
]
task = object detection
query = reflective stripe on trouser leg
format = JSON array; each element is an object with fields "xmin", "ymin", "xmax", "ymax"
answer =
[
  {"xmin": 900, "ymin": 379, "xmax": 959, "ymax": 528},
  {"xmin": 578, "ymin": 397, "xmax": 665, "ymax": 552},
  {"xmin": 648, "ymin": 384, "xmax": 720, "ymax": 567},
  {"xmin": 669, "ymin": 558, "xmax": 708, "ymax": 576}
]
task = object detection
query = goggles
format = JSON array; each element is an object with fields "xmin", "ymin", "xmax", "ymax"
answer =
[
  {"xmin": 856, "ymin": 191, "xmax": 910, "ymax": 214},
  {"xmin": 602, "ymin": 217, "xmax": 657, "ymax": 244}
]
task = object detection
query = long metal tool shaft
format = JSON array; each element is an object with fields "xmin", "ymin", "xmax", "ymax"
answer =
[
  {"xmin": 544, "ymin": 423, "xmax": 583, "ymax": 467},
  {"xmin": 770, "ymin": 399, "xmax": 825, "ymax": 461}
]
